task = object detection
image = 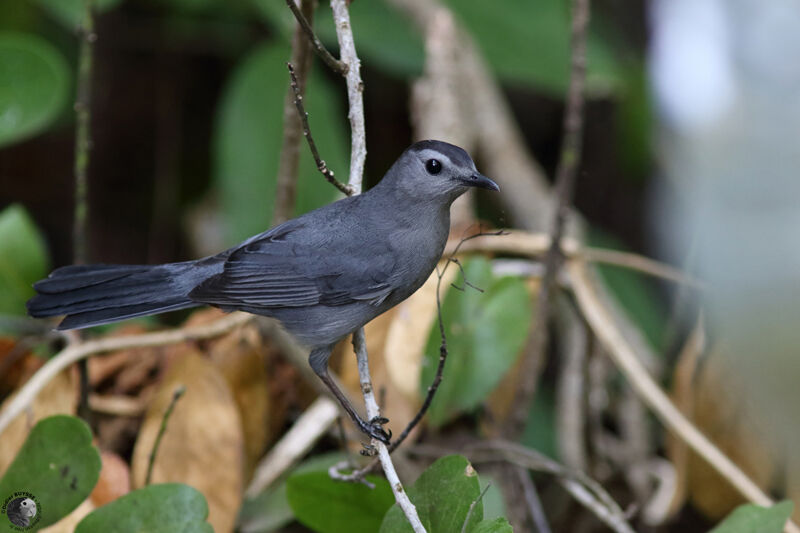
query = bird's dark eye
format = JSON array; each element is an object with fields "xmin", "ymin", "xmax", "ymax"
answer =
[{"xmin": 425, "ymin": 159, "xmax": 442, "ymax": 175}]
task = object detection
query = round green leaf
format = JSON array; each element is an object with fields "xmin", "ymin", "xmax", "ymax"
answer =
[
  {"xmin": 0, "ymin": 415, "xmax": 101, "ymax": 530},
  {"xmin": 421, "ymin": 257, "xmax": 532, "ymax": 426},
  {"xmin": 214, "ymin": 41, "xmax": 348, "ymax": 245},
  {"xmin": 0, "ymin": 32, "xmax": 69, "ymax": 148},
  {"xmin": 0, "ymin": 204, "xmax": 49, "ymax": 316},
  {"xmin": 286, "ymin": 470, "xmax": 394, "ymax": 533},
  {"xmin": 76, "ymin": 483, "xmax": 212, "ymax": 533},
  {"xmin": 380, "ymin": 455, "xmax": 482, "ymax": 533}
]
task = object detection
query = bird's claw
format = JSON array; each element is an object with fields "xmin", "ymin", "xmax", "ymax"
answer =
[{"xmin": 361, "ymin": 416, "xmax": 392, "ymax": 445}]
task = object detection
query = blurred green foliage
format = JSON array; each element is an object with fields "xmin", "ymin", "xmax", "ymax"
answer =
[
  {"xmin": 0, "ymin": 204, "xmax": 49, "ymax": 316},
  {"xmin": 0, "ymin": 32, "xmax": 69, "ymax": 148}
]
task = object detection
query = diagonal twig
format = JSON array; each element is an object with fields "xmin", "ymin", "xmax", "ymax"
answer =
[
  {"xmin": 286, "ymin": 62, "xmax": 354, "ymax": 196},
  {"xmin": 506, "ymin": 0, "xmax": 592, "ymax": 437},
  {"xmin": 146, "ymin": 385, "xmax": 185, "ymax": 485},
  {"xmin": 274, "ymin": 0, "xmax": 318, "ymax": 224},
  {"xmin": 284, "ymin": 0, "xmax": 347, "ymax": 75}
]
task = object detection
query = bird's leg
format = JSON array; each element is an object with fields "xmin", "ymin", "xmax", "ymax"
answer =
[{"xmin": 309, "ymin": 346, "xmax": 392, "ymax": 444}]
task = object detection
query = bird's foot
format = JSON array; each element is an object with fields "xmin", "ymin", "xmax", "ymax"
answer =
[{"xmin": 359, "ymin": 416, "xmax": 391, "ymax": 445}]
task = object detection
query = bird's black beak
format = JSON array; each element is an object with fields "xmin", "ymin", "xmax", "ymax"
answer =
[{"xmin": 462, "ymin": 173, "xmax": 500, "ymax": 191}]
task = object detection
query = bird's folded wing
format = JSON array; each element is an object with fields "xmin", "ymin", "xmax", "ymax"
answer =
[{"xmin": 188, "ymin": 239, "xmax": 395, "ymax": 308}]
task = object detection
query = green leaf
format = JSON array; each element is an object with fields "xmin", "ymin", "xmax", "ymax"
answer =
[
  {"xmin": 76, "ymin": 483, "xmax": 212, "ymax": 533},
  {"xmin": 214, "ymin": 41, "xmax": 348, "ymax": 244},
  {"xmin": 0, "ymin": 415, "xmax": 101, "ymax": 530},
  {"xmin": 380, "ymin": 455, "xmax": 482, "ymax": 533},
  {"xmin": 470, "ymin": 517, "xmax": 513, "ymax": 533},
  {"xmin": 286, "ymin": 471, "xmax": 394, "ymax": 533},
  {"xmin": 33, "ymin": 0, "xmax": 122, "ymax": 29},
  {"xmin": 709, "ymin": 501, "xmax": 794, "ymax": 533},
  {"xmin": 0, "ymin": 32, "xmax": 69, "ymax": 148},
  {"xmin": 422, "ymin": 257, "xmax": 532, "ymax": 426},
  {"xmin": 0, "ymin": 204, "xmax": 49, "ymax": 316},
  {"xmin": 443, "ymin": 0, "xmax": 621, "ymax": 95},
  {"xmin": 587, "ymin": 228, "xmax": 667, "ymax": 351}
]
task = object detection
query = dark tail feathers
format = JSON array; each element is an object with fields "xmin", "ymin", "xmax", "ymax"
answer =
[{"xmin": 27, "ymin": 262, "xmax": 202, "ymax": 330}]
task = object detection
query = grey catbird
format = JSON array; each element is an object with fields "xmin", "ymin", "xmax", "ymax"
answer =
[{"xmin": 27, "ymin": 140, "xmax": 498, "ymax": 443}]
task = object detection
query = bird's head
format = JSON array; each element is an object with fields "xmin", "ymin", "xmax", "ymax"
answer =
[{"xmin": 384, "ymin": 140, "xmax": 499, "ymax": 203}]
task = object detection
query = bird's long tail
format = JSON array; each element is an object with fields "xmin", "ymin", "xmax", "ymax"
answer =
[{"xmin": 26, "ymin": 261, "xmax": 207, "ymax": 330}]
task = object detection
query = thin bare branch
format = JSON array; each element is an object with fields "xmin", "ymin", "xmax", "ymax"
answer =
[
  {"xmin": 330, "ymin": 0, "xmax": 366, "ymax": 193},
  {"xmin": 444, "ymin": 231, "xmax": 703, "ymax": 288},
  {"xmin": 507, "ymin": 0, "xmax": 592, "ymax": 437},
  {"xmin": 274, "ymin": 0, "xmax": 318, "ymax": 224},
  {"xmin": 146, "ymin": 385, "xmax": 185, "ymax": 485},
  {"xmin": 73, "ymin": 0, "xmax": 94, "ymax": 265},
  {"xmin": 73, "ymin": 0, "xmax": 96, "ymax": 425},
  {"xmin": 287, "ymin": 63, "xmax": 354, "ymax": 196},
  {"xmin": 285, "ymin": 0, "xmax": 347, "ymax": 75},
  {"xmin": 326, "ymin": 1, "xmax": 421, "ymax": 529},
  {"xmin": 516, "ymin": 467, "xmax": 552, "ymax": 533}
]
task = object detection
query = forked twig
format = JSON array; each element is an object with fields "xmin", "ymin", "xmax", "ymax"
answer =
[
  {"xmin": 287, "ymin": 63, "xmax": 354, "ymax": 196},
  {"xmin": 285, "ymin": 0, "xmax": 348, "ymax": 75},
  {"xmin": 507, "ymin": 0, "xmax": 592, "ymax": 437}
]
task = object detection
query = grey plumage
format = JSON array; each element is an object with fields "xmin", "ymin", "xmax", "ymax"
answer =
[{"xmin": 27, "ymin": 140, "xmax": 498, "ymax": 442}]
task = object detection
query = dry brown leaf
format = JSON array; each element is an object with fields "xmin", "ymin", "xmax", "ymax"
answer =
[
  {"xmin": 209, "ymin": 322, "xmax": 273, "ymax": 477},
  {"xmin": 131, "ymin": 350, "xmax": 244, "ymax": 533},
  {"xmin": 669, "ymin": 338, "xmax": 775, "ymax": 520},
  {"xmin": 40, "ymin": 498, "xmax": 95, "ymax": 533},
  {"xmin": 0, "ymin": 369, "xmax": 77, "ymax": 475},
  {"xmin": 90, "ymin": 450, "xmax": 131, "ymax": 507}
]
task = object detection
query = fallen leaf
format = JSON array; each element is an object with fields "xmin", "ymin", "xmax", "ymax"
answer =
[
  {"xmin": 209, "ymin": 322, "xmax": 273, "ymax": 477},
  {"xmin": 669, "ymin": 338, "xmax": 775, "ymax": 520},
  {"xmin": 131, "ymin": 350, "xmax": 244, "ymax": 533}
]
